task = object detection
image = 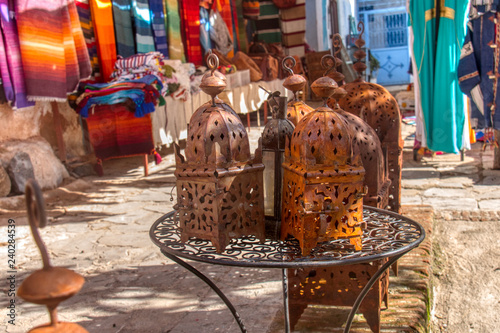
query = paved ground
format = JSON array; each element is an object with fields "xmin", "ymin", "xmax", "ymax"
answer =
[{"xmin": 1, "ymin": 120, "xmax": 499, "ymax": 332}]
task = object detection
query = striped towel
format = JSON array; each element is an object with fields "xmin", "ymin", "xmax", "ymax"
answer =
[
  {"xmin": 90, "ymin": 0, "xmax": 118, "ymax": 82},
  {"xmin": 234, "ymin": 0, "xmax": 248, "ymax": 53},
  {"xmin": 179, "ymin": 0, "xmax": 202, "ymax": 65},
  {"xmin": 76, "ymin": 0, "xmax": 101, "ymax": 81},
  {"xmin": 165, "ymin": 0, "xmax": 185, "ymax": 61},
  {"xmin": 255, "ymin": 1, "xmax": 281, "ymax": 43},
  {"xmin": 15, "ymin": 0, "xmax": 91, "ymax": 101},
  {"xmin": 0, "ymin": 0, "xmax": 34, "ymax": 109},
  {"xmin": 132, "ymin": 0, "xmax": 156, "ymax": 53},
  {"xmin": 280, "ymin": 0, "xmax": 305, "ymax": 56},
  {"xmin": 112, "ymin": 0, "xmax": 136, "ymax": 58},
  {"xmin": 149, "ymin": 0, "xmax": 169, "ymax": 57}
]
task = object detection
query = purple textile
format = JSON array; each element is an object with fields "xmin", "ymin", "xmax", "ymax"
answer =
[{"xmin": 0, "ymin": 0, "xmax": 33, "ymax": 109}]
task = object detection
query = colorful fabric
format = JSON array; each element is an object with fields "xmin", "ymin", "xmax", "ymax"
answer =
[
  {"xmin": 112, "ymin": 0, "xmax": 135, "ymax": 58},
  {"xmin": 458, "ymin": 11, "xmax": 500, "ymax": 130},
  {"xmin": 255, "ymin": 0, "xmax": 281, "ymax": 43},
  {"xmin": 15, "ymin": 0, "xmax": 91, "ymax": 101},
  {"xmin": 242, "ymin": 0, "xmax": 259, "ymax": 19},
  {"xmin": 179, "ymin": 0, "xmax": 202, "ymax": 65},
  {"xmin": 0, "ymin": 0, "xmax": 34, "ymax": 109},
  {"xmin": 76, "ymin": 0, "xmax": 100, "ymax": 81},
  {"xmin": 165, "ymin": 0, "xmax": 185, "ymax": 61},
  {"xmin": 217, "ymin": 0, "xmax": 235, "ymax": 57},
  {"xmin": 149, "ymin": 0, "xmax": 169, "ymax": 57},
  {"xmin": 199, "ymin": 6, "xmax": 212, "ymax": 54},
  {"xmin": 90, "ymin": 0, "xmax": 117, "ymax": 82},
  {"xmin": 235, "ymin": 0, "xmax": 248, "ymax": 52},
  {"xmin": 230, "ymin": 0, "xmax": 240, "ymax": 52},
  {"xmin": 86, "ymin": 104, "xmax": 154, "ymax": 161},
  {"xmin": 280, "ymin": 0, "xmax": 305, "ymax": 56},
  {"xmin": 132, "ymin": 0, "xmax": 156, "ymax": 53}
]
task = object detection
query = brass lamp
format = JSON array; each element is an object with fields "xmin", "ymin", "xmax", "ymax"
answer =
[{"xmin": 261, "ymin": 94, "xmax": 294, "ymax": 238}]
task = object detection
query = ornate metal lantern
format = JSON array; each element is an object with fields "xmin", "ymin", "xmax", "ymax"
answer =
[
  {"xmin": 19, "ymin": 180, "xmax": 87, "ymax": 333},
  {"xmin": 174, "ymin": 53, "xmax": 265, "ymax": 253},
  {"xmin": 282, "ymin": 56, "xmax": 314, "ymax": 126},
  {"xmin": 261, "ymin": 95, "xmax": 294, "ymax": 238},
  {"xmin": 328, "ymin": 27, "xmax": 403, "ymax": 213},
  {"xmin": 281, "ymin": 58, "xmax": 366, "ymax": 256}
]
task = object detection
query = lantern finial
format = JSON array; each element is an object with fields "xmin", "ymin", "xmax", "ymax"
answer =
[
  {"xmin": 310, "ymin": 55, "xmax": 338, "ymax": 106},
  {"xmin": 353, "ymin": 22, "xmax": 367, "ymax": 81},
  {"xmin": 282, "ymin": 56, "xmax": 307, "ymax": 101},
  {"xmin": 200, "ymin": 50, "xmax": 227, "ymax": 106}
]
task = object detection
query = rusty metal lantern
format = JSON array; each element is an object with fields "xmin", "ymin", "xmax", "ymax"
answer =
[
  {"xmin": 282, "ymin": 56, "xmax": 314, "ymax": 126},
  {"xmin": 261, "ymin": 94, "xmax": 294, "ymax": 238},
  {"xmin": 18, "ymin": 180, "xmax": 87, "ymax": 333},
  {"xmin": 174, "ymin": 52, "xmax": 265, "ymax": 253},
  {"xmin": 329, "ymin": 26, "xmax": 403, "ymax": 213},
  {"xmin": 281, "ymin": 57, "xmax": 366, "ymax": 256}
]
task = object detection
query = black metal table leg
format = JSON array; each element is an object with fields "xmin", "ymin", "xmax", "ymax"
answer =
[
  {"xmin": 162, "ymin": 250, "xmax": 247, "ymax": 333},
  {"xmin": 282, "ymin": 268, "xmax": 290, "ymax": 333},
  {"xmin": 343, "ymin": 254, "xmax": 404, "ymax": 333}
]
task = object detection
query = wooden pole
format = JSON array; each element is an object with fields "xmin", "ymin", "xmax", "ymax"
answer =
[{"xmin": 50, "ymin": 102, "xmax": 67, "ymax": 162}]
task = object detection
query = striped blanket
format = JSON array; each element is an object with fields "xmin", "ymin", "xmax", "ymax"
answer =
[
  {"xmin": 132, "ymin": 0, "xmax": 156, "ymax": 53},
  {"xmin": 280, "ymin": 0, "xmax": 306, "ymax": 57},
  {"xmin": 86, "ymin": 104, "xmax": 154, "ymax": 161},
  {"xmin": 149, "ymin": 0, "xmax": 169, "ymax": 57},
  {"xmin": 0, "ymin": 0, "xmax": 34, "ymax": 109},
  {"xmin": 112, "ymin": 0, "xmax": 136, "ymax": 57},
  {"xmin": 90, "ymin": 0, "xmax": 118, "ymax": 82},
  {"xmin": 15, "ymin": 0, "xmax": 91, "ymax": 101},
  {"xmin": 76, "ymin": 0, "xmax": 101, "ymax": 81},
  {"xmin": 165, "ymin": 0, "xmax": 185, "ymax": 61},
  {"xmin": 179, "ymin": 0, "xmax": 202, "ymax": 65},
  {"xmin": 255, "ymin": 0, "xmax": 281, "ymax": 43}
]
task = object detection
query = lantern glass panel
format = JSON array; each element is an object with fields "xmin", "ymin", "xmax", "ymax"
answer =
[{"xmin": 263, "ymin": 150, "xmax": 275, "ymax": 216}]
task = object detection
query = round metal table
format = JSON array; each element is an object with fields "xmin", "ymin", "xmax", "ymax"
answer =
[{"xmin": 150, "ymin": 206, "xmax": 425, "ymax": 333}]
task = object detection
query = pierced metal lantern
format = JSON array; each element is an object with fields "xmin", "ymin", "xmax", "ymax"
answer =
[
  {"xmin": 19, "ymin": 180, "xmax": 87, "ymax": 333},
  {"xmin": 329, "ymin": 27, "xmax": 403, "ymax": 213},
  {"xmin": 261, "ymin": 95, "xmax": 294, "ymax": 238},
  {"xmin": 281, "ymin": 58, "xmax": 366, "ymax": 256},
  {"xmin": 282, "ymin": 56, "xmax": 314, "ymax": 126},
  {"xmin": 174, "ymin": 53, "xmax": 265, "ymax": 253}
]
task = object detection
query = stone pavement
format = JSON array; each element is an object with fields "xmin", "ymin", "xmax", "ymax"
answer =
[{"xmin": 1, "ymin": 121, "xmax": 499, "ymax": 333}]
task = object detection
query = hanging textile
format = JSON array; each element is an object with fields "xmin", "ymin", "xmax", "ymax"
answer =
[
  {"xmin": 165, "ymin": 0, "xmax": 185, "ymax": 61},
  {"xmin": 280, "ymin": 0, "xmax": 306, "ymax": 57},
  {"xmin": 15, "ymin": 0, "xmax": 91, "ymax": 101},
  {"xmin": 90, "ymin": 0, "xmax": 117, "ymax": 82},
  {"xmin": 199, "ymin": 5, "xmax": 212, "ymax": 54},
  {"xmin": 217, "ymin": 0, "xmax": 235, "ymax": 57},
  {"xmin": 0, "ymin": 0, "xmax": 34, "ymax": 109},
  {"xmin": 149, "ymin": 0, "xmax": 169, "ymax": 57},
  {"xmin": 230, "ymin": 0, "xmax": 240, "ymax": 53},
  {"xmin": 76, "ymin": 0, "xmax": 101, "ymax": 81},
  {"xmin": 132, "ymin": 0, "xmax": 156, "ymax": 53},
  {"xmin": 112, "ymin": 0, "xmax": 136, "ymax": 58},
  {"xmin": 179, "ymin": 0, "xmax": 202, "ymax": 65},
  {"xmin": 255, "ymin": 0, "xmax": 281, "ymax": 43},
  {"xmin": 209, "ymin": 7, "xmax": 233, "ymax": 55},
  {"xmin": 235, "ymin": 0, "xmax": 248, "ymax": 53},
  {"xmin": 458, "ymin": 8, "xmax": 500, "ymax": 130},
  {"xmin": 409, "ymin": 0, "xmax": 468, "ymax": 154}
]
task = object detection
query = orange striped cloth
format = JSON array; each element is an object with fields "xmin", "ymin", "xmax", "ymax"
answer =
[
  {"xmin": 217, "ymin": 0, "xmax": 235, "ymax": 57},
  {"xmin": 15, "ymin": 0, "xmax": 91, "ymax": 101},
  {"xmin": 89, "ymin": 0, "xmax": 117, "ymax": 81}
]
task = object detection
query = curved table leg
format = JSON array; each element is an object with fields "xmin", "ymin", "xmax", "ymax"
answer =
[
  {"xmin": 162, "ymin": 250, "xmax": 247, "ymax": 333},
  {"xmin": 343, "ymin": 254, "xmax": 404, "ymax": 333}
]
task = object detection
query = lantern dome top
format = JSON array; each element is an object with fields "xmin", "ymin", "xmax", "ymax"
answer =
[
  {"xmin": 288, "ymin": 106, "xmax": 359, "ymax": 166},
  {"xmin": 184, "ymin": 100, "xmax": 251, "ymax": 165}
]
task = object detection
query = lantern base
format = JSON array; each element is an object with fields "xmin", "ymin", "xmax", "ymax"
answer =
[{"xmin": 264, "ymin": 216, "xmax": 282, "ymax": 240}]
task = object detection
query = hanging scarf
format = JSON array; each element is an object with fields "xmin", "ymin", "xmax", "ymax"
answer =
[
  {"xmin": 112, "ymin": 0, "xmax": 135, "ymax": 57},
  {"xmin": 0, "ymin": 0, "xmax": 34, "ymax": 108},
  {"xmin": 164, "ymin": 0, "xmax": 185, "ymax": 61},
  {"xmin": 216, "ymin": 0, "xmax": 235, "ymax": 57},
  {"xmin": 148, "ymin": 0, "xmax": 169, "ymax": 57},
  {"xmin": 132, "ymin": 0, "xmax": 156, "ymax": 53},
  {"xmin": 15, "ymin": 0, "xmax": 91, "ymax": 101},
  {"xmin": 90, "ymin": 0, "xmax": 117, "ymax": 82},
  {"xmin": 179, "ymin": 0, "xmax": 202, "ymax": 65},
  {"xmin": 235, "ymin": 0, "xmax": 248, "ymax": 53},
  {"xmin": 76, "ymin": 0, "xmax": 101, "ymax": 81}
]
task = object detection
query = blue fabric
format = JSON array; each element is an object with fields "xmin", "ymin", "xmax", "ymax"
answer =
[
  {"xmin": 148, "ymin": 0, "xmax": 169, "ymax": 57},
  {"xmin": 112, "ymin": 0, "xmax": 136, "ymax": 57},
  {"xmin": 458, "ymin": 11, "xmax": 500, "ymax": 129},
  {"xmin": 199, "ymin": 7, "xmax": 212, "ymax": 54},
  {"xmin": 132, "ymin": 0, "xmax": 156, "ymax": 53}
]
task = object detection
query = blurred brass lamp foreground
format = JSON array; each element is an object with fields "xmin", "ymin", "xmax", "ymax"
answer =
[{"xmin": 261, "ymin": 94, "xmax": 294, "ymax": 238}]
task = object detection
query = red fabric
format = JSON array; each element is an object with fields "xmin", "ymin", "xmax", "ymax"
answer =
[
  {"xmin": 180, "ymin": 0, "xmax": 202, "ymax": 65},
  {"xmin": 86, "ymin": 104, "xmax": 154, "ymax": 160}
]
